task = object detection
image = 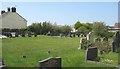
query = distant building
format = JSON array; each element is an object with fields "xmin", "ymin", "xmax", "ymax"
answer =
[
  {"xmin": 108, "ymin": 22, "xmax": 120, "ymax": 32},
  {"xmin": 115, "ymin": 22, "xmax": 120, "ymax": 28},
  {"xmin": 71, "ymin": 27, "xmax": 77, "ymax": 33},
  {"xmin": 0, "ymin": 7, "xmax": 27, "ymax": 29}
]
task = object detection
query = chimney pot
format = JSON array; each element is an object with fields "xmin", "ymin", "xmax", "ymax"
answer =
[
  {"xmin": 1, "ymin": 10, "xmax": 5, "ymax": 14},
  {"xmin": 11, "ymin": 7, "xmax": 16, "ymax": 12},
  {"xmin": 7, "ymin": 7, "xmax": 10, "ymax": 12}
]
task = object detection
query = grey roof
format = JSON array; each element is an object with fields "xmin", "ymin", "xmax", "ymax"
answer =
[{"xmin": 0, "ymin": 12, "xmax": 27, "ymax": 22}]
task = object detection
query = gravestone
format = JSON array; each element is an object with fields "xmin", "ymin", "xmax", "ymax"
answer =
[
  {"xmin": 39, "ymin": 57, "xmax": 61, "ymax": 69},
  {"xmin": 15, "ymin": 32, "xmax": 19, "ymax": 37},
  {"xmin": 73, "ymin": 34, "xmax": 75, "ymax": 37},
  {"xmin": 95, "ymin": 38, "xmax": 101, "ymax": 42},
  {"xmin": 70, "ymin": 34, "xmax": 72, "ymax": 38},
  {"xmin": 11, "ymin": 32, "xmax": 16, "ymax": 38},
  {"xmin": 86, "ymin": 47, "xmax": 99, "ymax": 61},
  {"xmin": 28, "ymin": 32, "xmax": 32, "ymax": 37},
  {"xmin": 112, "ymin": 31, "xmax": 120, "ymax": 52},
  {"xmin": 112, "ymin": 41, "xmax": 116, "ymax": 52},
  {"xmin": 80, "ymin": 34, "xmax": 84, "ymax": 38},
  {"xmin": 79, "ymin": 37, "xmax": 87, "ymax": 50},
  {"xmin": 60, "ymin": 33, "xmax": 62, "ymax": 37},
  {"xmin": 77, "ymin": 34, "xmax": 80, "ymax": 37},
  {"xmin": 87, "ymin": 32, "xmax": 93, "ymax": 43},
  {"xmin": 103, "ymin": 37, "xmax": 108, "ymax": 42}
]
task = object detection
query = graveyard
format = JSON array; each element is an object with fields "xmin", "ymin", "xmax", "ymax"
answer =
[
  {"xmin": 2, "ymin": 35, "xmax": 119, "ymax": 68},
  {"xmin": 1, "ymin": 2, "xmax": 120, "ymax": 69}
]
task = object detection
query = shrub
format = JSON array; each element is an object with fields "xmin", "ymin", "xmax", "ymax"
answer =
[{"xmin": 95, "ymin": 41, "xmax": 111, "ymax": 54}]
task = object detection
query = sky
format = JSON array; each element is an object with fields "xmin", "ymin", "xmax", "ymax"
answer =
[
  {"xmin": 0, "ymin": 2, "xmax": 119, "ymax": 26},
  {"xmin": 0, "ymin": 0, "xmax": 120, "ymax": 2}
]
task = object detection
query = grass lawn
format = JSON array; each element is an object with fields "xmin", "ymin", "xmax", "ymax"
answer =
[
  {"xmin": 0, "ymin": 39, "xmax": 2, "ymax": 56},
  {"xmin": 2, "ymin": 35, "xmax": 118, "ymax": 67}
]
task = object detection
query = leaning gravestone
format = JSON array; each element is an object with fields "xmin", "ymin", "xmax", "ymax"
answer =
[
  {"xmin": 39, "ymin": 57, "xmax": 61, "ymax": 69},
  {"xmin": 86, "ymin": 47, "xmax": 99, "ymax": 61}
]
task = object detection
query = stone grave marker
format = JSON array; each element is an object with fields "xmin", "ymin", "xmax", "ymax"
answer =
[
  {"xmin": 112, "ymin": 41, "xmax": 116, "ymax": 52},
  {"xmin": 80, "ymin": 34, "xmax": 84, "ymax": 38},
  {"xmin": 86, "ymin": 47, "xmax": 99, "ymax": 61},
  {"xmin": 11, "ymin": 32, "xmax": 16, "ymax": 38},
  {"xmin": 39, "ymin": 57, "xmax": 61, "ymax": 69},
  {"xmin": 112, "ymin": 31, "xmax": 120, "ymax": 52},
  {"xmin": 87, "ymin": 32, "xmax": 93, "ymax": 43},
  {"xmin": 103, "ymin": 37, "xmax": 108, "ymax": 42},
  {"xmin": 95, "ymin": 38, "xmax": 101, "ymax": 42},
  {"xmin": 79, "ymin": 37, "xmax": 87, "ymax": 50}
]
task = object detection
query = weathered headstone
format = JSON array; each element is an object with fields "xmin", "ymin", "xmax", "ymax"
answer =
[
  {"xmin": 86, "ymin": 47, "xmax": 99, "ymax": 61},
  {"xmin": 80, "ymin": 34, "xmax": 84, "ymax": 38},
  {"xmin": 39, "ymin": 57, "xmax": 61, "ymax": 69},
  {"xmin": 60, "ymin": 33, "xmax": 62, "ymax": 37},
  {"xmin": 95, "ymin": 38, "xmax": 101, "ymax": 42},
  {"xmin": 112, "ymin": 31, "xmax": 120, "ymax": 52},
  {"xmin": 77, "ymin": 34, "xmax": 80, "ymax": 37},
  {"xmin": 15, "ymin": 32, "xmax": 19, "ymax": 37},
  {"xmin": 79, "ymin": 37, "xmax": 87, "ymax": 50},
  {"xmin": 28, "ymin": 31, "xmax": 32, "ymax": 37},
  {"xmin": 73, "ymin": 34, "xmax": 75, "ymax": 37},
  {"xmin": 70, "ymin": 34, "xmax": 72, "ymax": 38},
  {"xmin": 103, "ymin": 37, "xmax": 108, "ymax": 42},
  {"xmin": 11, "ymin": 32, "xmax": 16, "ymax": 38},
  {"xmin": 87, "ymin": 32, "xmax": 93, "ymax": 43},
  {"xmin": 112, "ymin": 41, "xmax": 116, "ymax": 52}
]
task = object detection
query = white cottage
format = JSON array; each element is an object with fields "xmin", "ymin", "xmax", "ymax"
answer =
[{"xmin": 0, "ymin": 7, "xmax": 27, "ymax": 29}]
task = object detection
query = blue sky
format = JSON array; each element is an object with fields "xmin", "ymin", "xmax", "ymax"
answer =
[{"xmin": 1, "ymin": 2, "xmax": 118, "ymax": 26}]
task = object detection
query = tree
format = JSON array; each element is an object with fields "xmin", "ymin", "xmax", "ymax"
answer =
[
  {"xmin": 27, "ymin": 21, "xmax": 53, "ymax": 35},
  {"xmin": 38, "ymin": 21, "xmax": 52, "ymax": 35},
  {"xmin": 61, "ymin": 25, "xmax": 72, "ymax": 35},
  {"xmin": 83, "ymin": 23, "xmax": 93, "ymax": 31},
  {"xmin": 77, "ymin": 26, "xmax": 89, "ymax": 35},
  {"xmin": 27, "ymin": 23, "xmax": 41, "ymax": 35},
  {"xmin": 74, "ymin": 21, "xmax": 82, "ymax": 30},
  {"xmin": 93, "ymin": 22, "xmax": 107, "ymax": 37}
]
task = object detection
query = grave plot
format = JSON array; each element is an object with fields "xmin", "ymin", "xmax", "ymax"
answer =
[
  {"xmin": 85, "ymin": 47, "xmax": 99, "ymax": 62},
  {"xmin": 39, "ymin": 57, "xmax": 61, "ymax": 69}
]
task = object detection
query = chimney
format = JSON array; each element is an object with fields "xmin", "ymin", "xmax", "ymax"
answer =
[
  {"xmin": 7, "ymin": 7, "xmax": 10, "ymax": 12},
  {"xmin": 1, "ymin": 10, "xmax": 5, "ymax": 14},
  {"xmin": 11, "ymin": 7, "xmax": 16, "ymax": 12}
]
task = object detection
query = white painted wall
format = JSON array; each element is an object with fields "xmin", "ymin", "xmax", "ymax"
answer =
[{"xmin": 0, "ymin": 12, "xmax": 27, "ymax": 29}]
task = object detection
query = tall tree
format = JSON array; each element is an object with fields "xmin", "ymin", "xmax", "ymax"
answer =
[
  {"xmin": 93, "ymin": 22, "xmax": 107, "ymax": 37},
  {"xmin": 61, "ymin": 25, "xmax": 72, "ymax": 35},
  {"xmin": 83, "ymin": 23, "xmax": 93, "ymax": 31},
  {"xmin": 77, "ymin": 26, "xmax": 89, "ymax": 35},
  {"xmin": 74, "ymin": 21, "xmax": 82, "ymax": 30}
]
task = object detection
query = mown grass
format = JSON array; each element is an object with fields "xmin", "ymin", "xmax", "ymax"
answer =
[
  {"xmin": 2, "ymin": 35, "xmax": 118, "ymax": 67},
  {"xmin": 0, "ymin": 39, "xmax": 2, "ymax": 56}
]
